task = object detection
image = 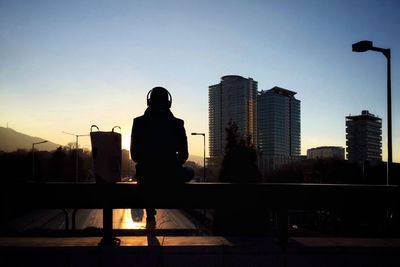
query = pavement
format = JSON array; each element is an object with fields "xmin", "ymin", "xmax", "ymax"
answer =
[
  {"xmin": 5, "ymin": 209, "xmax": 198, "ymax": 232},
  {"xmin": 3, "ymin": 209, "xmax": 400, "ymax": 266}
]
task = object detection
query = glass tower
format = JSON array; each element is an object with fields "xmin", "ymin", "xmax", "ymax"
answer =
[
  {"xmin": 257, "ymin": 87, "xmax": 301, "ymax": 173},
  {"xmin": 209, "ymin": 75, "xmax": 258, "ymax": 164}
]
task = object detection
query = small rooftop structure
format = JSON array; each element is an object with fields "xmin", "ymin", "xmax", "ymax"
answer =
[
  {"xmin": 259, "ymin": 86, "xmax": 297, "ymax": 97},
  {"xmin": 346, "ymin": 110, "xmax": 381, "ymax": 122},
  {"xmin": 307, "ymin": 146, "xmax": 345, "ymax": 160}
]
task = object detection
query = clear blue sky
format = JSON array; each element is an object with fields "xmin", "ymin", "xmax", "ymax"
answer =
[{"xmin": 0, "ymin": 0, "xmax": 399, "ymax": 162}]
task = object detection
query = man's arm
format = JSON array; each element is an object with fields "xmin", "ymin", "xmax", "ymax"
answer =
[
  {"xmin": 176, "ymin": 119, "xmax": 189, "ymax": 165},
  {"xmin": 130, "ymin": 118, "xmax": 141, "ymax": 163}
]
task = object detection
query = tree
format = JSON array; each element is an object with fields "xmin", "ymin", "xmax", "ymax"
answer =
[
  {"xmin": 213, "ymin": 121, "xmax": 267, "ymax": 235},
  {"xmin": 219, "ymin": 121, "xmax": 261, "ymax": 183}
]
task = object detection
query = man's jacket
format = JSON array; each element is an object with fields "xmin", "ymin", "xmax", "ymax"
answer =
[{"xmin": 130, "ymin": 107, "xmax": 188, "ymax": 184}]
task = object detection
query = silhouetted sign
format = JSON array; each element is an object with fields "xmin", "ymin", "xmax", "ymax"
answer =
[{"xmin": 90, "ymin": 125, "xmax": 121, "ymax": 183}]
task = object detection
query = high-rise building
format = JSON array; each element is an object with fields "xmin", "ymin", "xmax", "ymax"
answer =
[
  {"xmin": 257, "ymin": 86, "xmax": 301, "ymax": 173},
  {"xmin": 346, "ymin": 110, "xmax": 382, "ymax": 163},
  {"xmin": 208, "ymin": 75, "xmax": 258, "ymax": 167}
]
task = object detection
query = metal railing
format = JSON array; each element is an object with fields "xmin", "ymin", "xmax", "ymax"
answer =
[{"xmin": 1, "ymin": 182, "xmax": 399, "ymax": 246}]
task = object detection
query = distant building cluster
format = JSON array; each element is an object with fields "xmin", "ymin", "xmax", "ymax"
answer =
[
  {"xmin": 207, "ymin": 75, "xmax": 383, "ymax": 180},
  {"xmin": 208, "ymin": 75, "xmax": 301, "ymax": 176}
]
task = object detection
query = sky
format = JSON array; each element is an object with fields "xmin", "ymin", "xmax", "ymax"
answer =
[{"xmin": 0, "ymin": 0, "xmax": 399, "ymax": 162}]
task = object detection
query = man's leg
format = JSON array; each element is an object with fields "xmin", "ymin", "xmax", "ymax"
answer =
[{"xmin": 146, "ymin": 208, "xmax": 156, "ymax": 222}]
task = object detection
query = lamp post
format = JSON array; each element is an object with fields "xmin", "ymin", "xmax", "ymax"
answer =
[
  {"xmin": 32, "ymin": 140, "xmax": 48, "ymax": 181},
  {"xmin": 352, "ymin": 40, "xmax": 392, "ymax": 185},
  {"xmin": 62, "ymin": 131, "xmax": 89, "ymax": 183},
  {"xmin": 191, "ymin": 132, "xmax": 206, "ymax": 182}
]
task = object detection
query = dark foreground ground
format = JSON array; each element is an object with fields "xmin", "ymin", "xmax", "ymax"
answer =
[{"xmin": 1, "ymin": 236, "xmax": 400, "ymax": 267}]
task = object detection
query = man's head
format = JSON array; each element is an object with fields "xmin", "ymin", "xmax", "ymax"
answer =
[{"xmin": 147, "ymin": 87, "xmax": 172, "ymax": 109}]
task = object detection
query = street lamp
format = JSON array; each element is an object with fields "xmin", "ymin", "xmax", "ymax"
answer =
[
  {"xmin": 62, "ymin": 131, "xmax": 89, "ymax": 183},
  {"xmin": 32, "ymin": 140, "xmax": 48, "ymax": 181},
  {"xmin": 191, "ymin": 132, "xmax": 206, "ymax": 182},
  {"xmin": 352, "ymin": 40, "xmax": 392, "ymax": 185}
]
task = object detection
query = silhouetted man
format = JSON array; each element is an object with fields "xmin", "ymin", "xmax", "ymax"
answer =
[{"xmin": 130, "ymin": 87, "xmax": 189, "ymax": 225}]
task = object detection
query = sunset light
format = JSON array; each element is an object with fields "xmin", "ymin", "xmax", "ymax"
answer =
[
  {"xmin": 0, "ymin": 1, "xmax": 399, "ymax": 162},
  {"xmin": 1, "ymin": 1, "xmax": 400, "ymax": 264}
]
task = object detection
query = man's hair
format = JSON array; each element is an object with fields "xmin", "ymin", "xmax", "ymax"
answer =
[{"xmin": 147, "ymin": 87, "xmax": 172, "ymax": 108}]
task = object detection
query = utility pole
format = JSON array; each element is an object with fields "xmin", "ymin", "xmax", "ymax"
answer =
[{"xmin": 62, "ymin": 131, "xmax": 89, "ymax": 182}]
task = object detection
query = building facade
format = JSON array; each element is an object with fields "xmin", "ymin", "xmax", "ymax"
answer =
[
  {"xmin": 307, "ymin": 146, "xmax": 345, "ymax": 160},
  {"xmin": 346, "ymin": 110, "xmax": 382, "ymax": 163},
  {"xmin": 208, "ymin": 75, "xmax": 258, "ymax": 168},
  {"xmin": 257, "ymin": 87, "xmax": 301, "ymax": 174}
]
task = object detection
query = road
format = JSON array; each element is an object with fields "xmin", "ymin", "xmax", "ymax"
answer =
[{"xmin": 6, "ymin": 209, "xmax": 198, "ymax": 231}]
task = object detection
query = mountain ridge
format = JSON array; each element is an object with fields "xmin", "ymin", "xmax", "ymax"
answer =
[
  {"xmin": 0, "ymin": 127, "xmax": 60, "ymax": 152},
  {"xmin": 0, "ymin": 127, "xmax": 206, "ymax": 165}
]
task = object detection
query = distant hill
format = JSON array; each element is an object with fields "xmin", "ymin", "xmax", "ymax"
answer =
[
  {"xmin": 0, "ymin": 127, "xmax": 61, "ymax": 152},
  {"xmin": 0, "ymin": 127, "xmax": 206, "ymax": 162}
]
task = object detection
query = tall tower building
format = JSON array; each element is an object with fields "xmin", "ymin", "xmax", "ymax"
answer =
[
  {"xmin": 208, "ymin": 75, "xmax": 258, "ymax": 167},
  {"xmin": 257, "ymin": 86, "xmax": 301, "ymax": 173},
  {"xmin": 346, "ymin": 110, "xmax": 382, "ymax": 163}
]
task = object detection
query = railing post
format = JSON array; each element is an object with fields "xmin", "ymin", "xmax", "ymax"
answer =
[
  {"xmin": 104, "ymin": 207, "xmax": 112, "ymax": 240},
  {"xmin": 72, "ymin": 209, "xmax": 79, "ymax": 230},
  {"xmin": 99, "ymin": 207, "xmax": 120, "ymax": 246},
  {"xmin": 61, "ymin": 209, "xmax": 69, "ymax": 230},
  {"xmin": 277, "ymin": 209, "xmax": 288, "ymax": 249}
]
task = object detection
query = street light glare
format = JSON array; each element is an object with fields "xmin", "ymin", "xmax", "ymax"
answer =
[{"xmin": 352, "ymin": 40, "xmax": 373, "ymax": 52}]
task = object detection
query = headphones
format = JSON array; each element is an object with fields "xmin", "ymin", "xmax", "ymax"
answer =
[{"xmin": 147, "ymin": 87, "xmax": 172, "ymax": 108}]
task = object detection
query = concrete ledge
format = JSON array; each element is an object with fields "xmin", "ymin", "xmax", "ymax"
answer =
[
  {"xmin": 1, "ymin": 237, "xmax": 400, "ymax": 267},
  {"xmin": 0, "ymin": 236, "xmax": 232, "ymax": 247},
  {"xmin": 292, "ymin": 237, "xmax": 400, "ymax": 248}
]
